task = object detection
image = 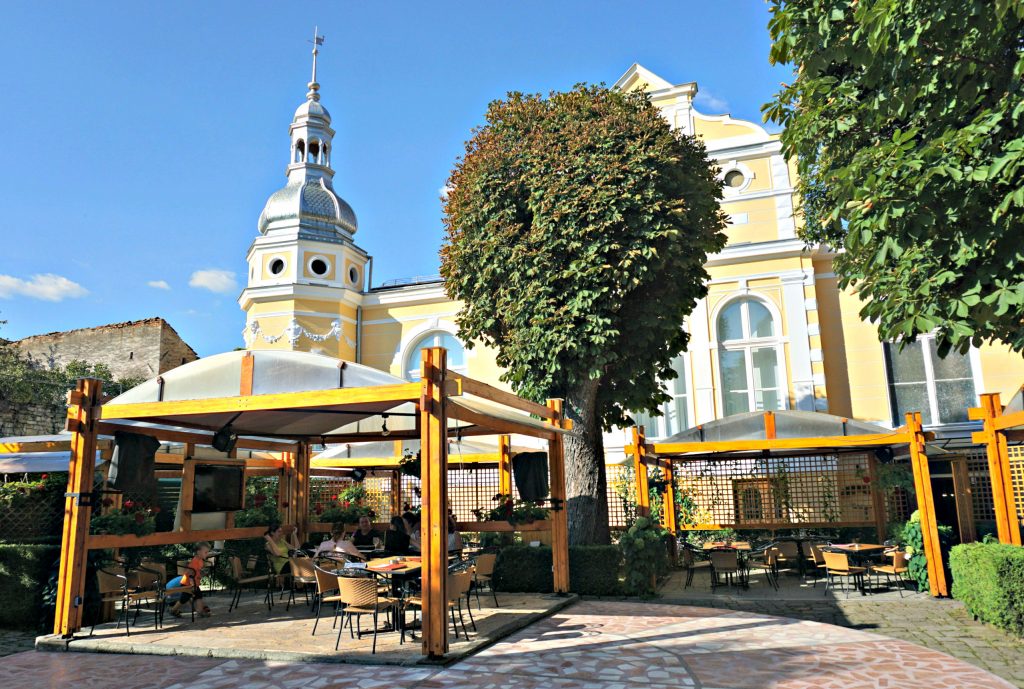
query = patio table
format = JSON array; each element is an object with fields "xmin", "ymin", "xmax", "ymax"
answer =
[{"xmin": 702, "ymin": 542, "xmax": 751, "ymax": 550}]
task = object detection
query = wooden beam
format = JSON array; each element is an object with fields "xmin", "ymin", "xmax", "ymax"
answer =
[
  {"xmin": 446, "ymin": 400, "xmax": 560, "ymax": 440},
  {"xmin": 950, "ymin": 457, "xmax": 977, "ymax": 544},
  {"xmin": 990, "ymin": 408, "xmax": 1024, "ymax": 432},
  {"xmin": 497, "ymin": 435, "xmax": 512, "ymax": 496},
  {"xmin": 546, "ymin": 400, "xmax": 569, "ymax": 594},
  {"xmin": 631, "ymin": 427, "xmax": 650, "ymax": 518},
  {"xmin": 99, "ymin": 382, "xmax": 422, "ymax": 421},
  {"xmin": 650, "ymin": 431, "xmax": 916, "ymax": 455},
  {"xmin": 87, "ymin": 526, "xmax": 267, "ymax": 550},
  {"xmin": 310, "ymin": 453, "xmax": 499, "ymax": 469},
  {"xmin": 420, "ymin": 347, "xmax": 448, "ymax": 658},
  {"xmin": 978, "ymin": 394, "xmax": 1022, "ymax": 545},
  {"xmin": 240, "ymin": 351, "xmax": 254, "ymax": 396},
  {"xmin": 459, "ymin": 519, "xmax": 552, "ymax": 532},
  {"xmin": 295, "ymin": 442, "xmax": 311, "ymax": 542},
  {"xmin": 391, "ymin": 469, "xmax": 403, "ymax": 518},
  {"xmin": 449, "ymin": 372, "xmax": 557, "ymax": 420},
  {"xmin": 906, "ymin": 412, "xmax": 948, "ymax": 597},
  {"xmin": 54, "ymin": 378, "xmax": 103, "ymax": 637},
  {"xmin": 95, "ymin": 421, "xmax": 298, "ymax": 452},
  {"xmin": 764, "ymin": 411, "xmax": 776, "ymax": 440},
  {"xmin": 0, "ymin": 438, "xmax": 112, "ymax": 454}
]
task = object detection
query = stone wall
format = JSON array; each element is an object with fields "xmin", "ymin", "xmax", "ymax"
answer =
[
  {"xmin": 0, "ymin": 400, "xmax": 64, "ymax": 437},
  {"xmin": 16, "ymin": 318, "xmax": 198, "ymax": 381}
]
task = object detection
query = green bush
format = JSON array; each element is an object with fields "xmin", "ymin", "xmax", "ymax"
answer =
[
  {"xmin": 0, "ymin": 543, "xmax": 60, "ymax": 629},
  {"xmin": 492, "ymin": 545, "xmax": 622, "ymax": 596},
  {"xmin": 900, "ymin": 510, "xmax": 953, "ymax": 592},
  {"xmin": 618, "ymin": 516, "xmax": 669, "ymax": 596},
  {"xmin": 950, "ymin": 542, "xmax": 1024, "ymax": 637}
]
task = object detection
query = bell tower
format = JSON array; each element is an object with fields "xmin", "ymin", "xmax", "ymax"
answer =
[{"xmin": 239, "ymin": 30, "xmax": 368, "ymax": 358}]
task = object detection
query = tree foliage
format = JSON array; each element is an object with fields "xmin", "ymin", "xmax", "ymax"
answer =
[
  {"xmin": 441, "ymin": 84, "xmax": 726, "ymax": 544},
  {"xmin": 441, "ymin": 84, "xmax": 727, "ymax": 426},
  {"xmin": 764, "ymin": 0, "xmax": 1024, "ymax": 354}
]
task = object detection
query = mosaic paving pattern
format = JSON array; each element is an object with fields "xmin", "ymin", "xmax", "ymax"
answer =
[{"xmin": 2, "ymin": 601, "xmax": 1015, "ymax": 689}]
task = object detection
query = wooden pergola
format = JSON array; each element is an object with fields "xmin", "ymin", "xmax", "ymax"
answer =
[
  {"xmin": 969, "ymin": 392, "xmax": 1023, "ymax": 546},
  {"xmin": 46, "ymin": 347, "xmax": 570, "ymax": 658},
  {"xmin": 628, "ymin": 409, "xmax": 949, "ymax": 597}
]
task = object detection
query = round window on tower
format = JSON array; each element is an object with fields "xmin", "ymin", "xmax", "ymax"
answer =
[
  {"xmin": 269, "ymin": 258, "xmax": 286, "ymax": 276},
  {"xmin": 309, "ymin": 257, "xmax": 330, "ymax": 277},
  {"xmin": 348, "ymin": 266, "xmax": 359, "ymax": 286},
  {"xmin": 724, "ymin": 170, "xmax": 746, "ymax": 189}
]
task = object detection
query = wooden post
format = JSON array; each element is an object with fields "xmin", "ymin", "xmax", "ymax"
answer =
[
  {"xmin": 906, "ymin": 412, "xmax": 948, "ymax": 597},
  {"xmin": 419, "ymin": 347, "xmax": 449, "ymax": 658},
  {"xmin": 390, "ymin": 469, "xmax": 403, "ymax": 519},
  {"xmin": 950, "ymin": 458, "xmax": 977, "ymax": 544},
  {"xmin": 497, "ymin": 434, "xmax": 512, "ymax": 497},
  {"xmin": 295, "ymin": 442, "xmax": 310, "ymax": 542},
  {"xmin": 977, "ymin": 394, "xmax": 1022, "ymax": 545},
  {"xmin": 240, "ymin": 351, "xmax": 255, "ymax": 396},
  {"xmin": 867, "ymin": 452, "xmax": 888, "ymax": 544},
  {"xmin": 631, "ymin": 426, "xmax": 650, "ymax": 518},
  {"xmin": 180, "ymin": 458, "xmax": 195, "ymax": 532},
  {"xmin": 280, "ymin": 452, "xmax": 294, "ymax": 526},
  {"xmin": 546, "ymin": 400, "xmax": 570, "ymax": 594},
  {"xmin": 764, "ymin": 410, "xmax": 776, "ymax": 440},
  {"xmin": 54, "ymin": 378, "xmax": 103, "ymax": 637}
]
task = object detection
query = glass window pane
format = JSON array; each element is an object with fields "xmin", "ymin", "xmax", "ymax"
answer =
[
  {"xmin": 893, "ymin": 383, "xmax": 932, "ymax": 426},
  {"xmin": 724, "ymin": 391, "xmax": 750, "ymax": 416},
  {"xmin": 717, "ymin": 302, "xmax": 744, "ymax": 342},
  {"xmin": 929, "ymin": 341, "xmax": 973, "ymax": 381},
  {"xmin": 935, "ymin": 379, "xmax": 975, "ymax": 424},
  {"xmin": 751, "ymin": 347, "xmax": 779, "ymax": 390},
  {"xmin": 754, "ymin": 388, "xmax": 780, "ymax": 412},
  {"xmin": 668, "ymin": 396, "xmax": 689, "ymax": 436},
  {"xmin": 888, "ymin": 341, "xmax": 926, "ymax": 383},
  {"xmin": 720, "ymin": 350, "xmax": 748, "ymax": 393},
  {"xmin": 440, "ymin": 334, "xmax": 465, "ymax": 367},
  {"xmin": 632, "ymin": 410, "xmax": 660, "ymax": 436},
  {"xmin": 748, "ymin": 301, "xmax": 775, "ymax": 338},
  {"xmin": 669, "ymin": 355, "xmax": 687, "ymax": 396}
]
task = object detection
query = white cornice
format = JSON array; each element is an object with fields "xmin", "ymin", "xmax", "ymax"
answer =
[
  {"xmin": 362, "ymin": 282, "xmax": 449, "ymax": 307},
  {"xmin": 238, "ymin": 282, "xmax": 363, "ymax": 310},
  {"xmin": 706, "ymin": 238, "xmax": 821, "ymax": 267}
]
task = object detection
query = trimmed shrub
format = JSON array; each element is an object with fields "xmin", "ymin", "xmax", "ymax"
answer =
[
  {"xmin": 900, "ymin": 510, "xmax": 953, "ymax": 592},
  {"xmin": 618, "ymin": 516, "xmax": 669, "ymax": 596},
  {"xmin": 0, "ymin": 543, "xmax": 60, "ymax": 629},
  {"xmin": 493, "ymin": 545, "xmax": 622, "ymax": 596},
  {"xmin": 950, "ymin": 542, "xmax": 1024, "ymax": 637}
]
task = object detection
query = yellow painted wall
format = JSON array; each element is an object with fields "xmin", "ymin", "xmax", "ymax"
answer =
[
  {"xmin": 692, "ymin": 115, "xmax": 764, "ymax": 141},
  {"xmin": 977, "ymin": 344, "xmax": 1024, "ymax": 401}
]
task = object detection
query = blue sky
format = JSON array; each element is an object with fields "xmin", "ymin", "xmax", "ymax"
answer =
[{"xmin": 0, "ymin": 1, "xmax": 790, "ymax": 356}]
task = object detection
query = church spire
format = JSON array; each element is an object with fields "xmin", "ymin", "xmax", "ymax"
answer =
[{"xmin": 307, "ymin": 27, "xmax": 324, "ymax": 102}]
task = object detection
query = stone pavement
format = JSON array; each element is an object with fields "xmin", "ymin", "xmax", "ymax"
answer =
[
  {"xmin": 0, "ymin": 629, "xmax": 35, "ymax": 657},
  {"xmin": 1, "ymin": 600, "xmax": 1015, "ymax": 688},
  {"xmin": 659, "ymin": 572, "xmax": 1024, "ymax": 687}
]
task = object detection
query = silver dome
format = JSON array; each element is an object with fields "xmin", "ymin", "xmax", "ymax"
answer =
[
  {"xmin": 258, "ymin": 177, "xmax": 357, "ymax": 235},
  {"xmin": 294, "ymin": 98, "xmax": 331, "ymax": 123}
]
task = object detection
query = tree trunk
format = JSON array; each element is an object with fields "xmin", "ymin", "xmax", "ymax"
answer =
[{"xmin": 563, "ymin": 379, "xmax": 610, "ymax": 545}]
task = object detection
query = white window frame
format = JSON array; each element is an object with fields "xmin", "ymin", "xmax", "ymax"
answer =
[
  {"xmin": 882, "ymin": 334, "xmax": 983, "ymax": 428},
  {"xmin": 404, "ymin": 330, "xmax": 467, "ymax": 381},
  {"xmin": 714, "ymin": 296, "xmax": 788, "ymax": 416},
  {"xmin": 632, "ymin": 352, "xmax": 695, "ymax": 439}
]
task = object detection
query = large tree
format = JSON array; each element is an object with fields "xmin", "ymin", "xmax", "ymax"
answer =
[
  {"xmin": 441, "ymin": 85, "xmax": 727, "ymax": 544},
  {"xmin": 764, "ymin": 0, "xmax": 1024, "ymax": 355}
]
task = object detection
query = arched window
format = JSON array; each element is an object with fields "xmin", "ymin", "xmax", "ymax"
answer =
[
  {"xmin": 295, "ymin": 139, "xmax": 305, "ymax": 163},
  {"xmin": 308, "ymin": 140, "xmax": 320, "ymax": 164},
  {"xmin": 631, "ymin": 354, "xmax": 690, "ymax": 438},
  {"xmin": 717, "ymin": 297, "xmax": 784, "ymax": 416},
  {"xmin": 405, "ymin": 331, "xmax": 466, "ymax": 381}
]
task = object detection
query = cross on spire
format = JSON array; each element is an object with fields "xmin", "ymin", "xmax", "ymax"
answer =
[{"xmin": 307, "ymin": 26, "xmax": 325, "ymax": 100}]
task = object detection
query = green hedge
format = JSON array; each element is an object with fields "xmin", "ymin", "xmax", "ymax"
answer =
[
  {"xmin": 493, "ymin": 545, "xmax": 622, "ymax": 596},
  {"xmin": 950, "ymin": 542, "xmax": 1024, "ymax": 637},
  {"xmin": 0, "ymin": 543, "xmax": 60, "ymax": 629}
]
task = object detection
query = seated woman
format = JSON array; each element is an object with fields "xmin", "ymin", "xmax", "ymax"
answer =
[
  {"xmin": 264, "ymin": 523, "xmax": 300, "ymax": 575},
  {"xmin": 403, "ymin": 511, "xmax": 422, "ymax": 554},
  {"xmin": 315, "ymin": 525, "xmax": 366, "ymax": 561},
  {"xmin": 166, "ymin": 542, "xmax": 212, "ymax": 618},
  {"xmin": 351, "ymin": 515, "xmax": 382, "ymax": 550},
  {"xmin": 383, "ymin": 515, "xmax": 411, "ymax": 555}
]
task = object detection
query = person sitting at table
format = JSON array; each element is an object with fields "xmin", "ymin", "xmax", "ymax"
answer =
[
  {"xmin": 315, "ymin": 525, "xmax": 366, "ymax": 560},
  {"xmin": 383, "ymin": 516, "xmax": 411, "ymax": 555},
  {"xmin": 351, "ymin": 515, "xmax": 381, "ymax": 549},
  {"xmin": 264, "ymin": 523, "xmax": 300, "ymax": 576},
  {"xmin": 402, "ymin": 511, "xmax": 422, "ymax": 553},
  {"xmin": 447, "ymin": 513, "xmax": 463, "ymax": 553},
  {"xmin": 167, "ymin": 542, "xmax": 212, "ymax": 618}
]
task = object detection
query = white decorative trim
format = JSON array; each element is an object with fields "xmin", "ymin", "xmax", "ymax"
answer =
[
  {"xmin": 719, "ymin": 160, "xmax": 755, "ymax": 197},
  {"xmin": 804, "ymin": 298, "xmax": 818, "ymax": 311},
  {"xmin": 307, "ymin": 254, "xmax": 332, "ymax": 277},
  {"xmin": 728, "ymin": 212, "xmax": 749, "ymax": 225},
  {"xmin": 809, "ymin": 348, "xmax": 824, "ymax": 363},
  {"xmin": 814, "ymin": 272, "xmax": 838, "ymax": 280},
  {"xmin": 807, "ymin": 322, "xmax": 820, "ymax": 336},
  {"xmin": 244, "ymin": 318, "xmax": 346, "ymax": 347},
  {"xmin": 718, "ymin": 186, "xmax": 797, "ymax": 204},
  {"xmin": 781, "ymin": 272, "xmax": 816, "ymax": 411},
  {"xmin": 393, "ymin": 319, "xmax": 462, "ymax": 373}
]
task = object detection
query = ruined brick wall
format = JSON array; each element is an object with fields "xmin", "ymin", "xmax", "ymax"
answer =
[
  {"xmin": 158, "ymin": 320, "xmax": 200, "ymax": 373},
  {"xmin": 0, "ymin": 400, "xmax": 64, "ymax": 437}
]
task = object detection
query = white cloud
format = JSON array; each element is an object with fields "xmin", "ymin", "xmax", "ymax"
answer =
[
  {"xmin": 695, "ymin": 90, "xmax": 730, "ymax": 113},
  {"xmin": 0, "ymin": 273, "xmax": 89, "ymax": 302},
  {"xmin": 147, "ymin": 280, "xmax": 171, "ymax": 290},
  {"xmin": 189, "ymin": 269, "xmax": 237, "ymax": 294},
  {"xmin": 438, "ymin": 184, "xmax": 453, "ymax": 200}
]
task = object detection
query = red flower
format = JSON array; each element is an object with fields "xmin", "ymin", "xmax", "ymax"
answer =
[
  {"xmin": 40, "ymin": 474, "xmax": 49, "ymax": 480},
  {"xmin": 343, "ymin": 500, "xmax": 350, "ymax": 508},
  {"xmin": 330, "ymin": 494, "xmax": 338, "ymax": 501},
  {"xmin": 124, "ymin": 500, "xmax": 135, "ymax": 509},
  {"xmin": 134, "ymin": 512, "xmax": 146, "ymax": 524},
  {"xmin": 862, "ymin": 476, "xmax": 871, "ymax": 484}
]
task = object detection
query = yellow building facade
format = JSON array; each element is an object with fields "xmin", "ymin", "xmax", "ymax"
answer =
[{"xmin": 239, "ymin": 63, "xmax": 1024, "ymax": 458}]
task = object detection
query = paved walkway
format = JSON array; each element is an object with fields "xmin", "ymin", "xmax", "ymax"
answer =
[
  {"xmin": 0, "ymin": 630, "xmax": 35, "ymax": 657},
  {"xmin": 2, "ymin": 601, "xmax": 1014, "ymax": 688}
]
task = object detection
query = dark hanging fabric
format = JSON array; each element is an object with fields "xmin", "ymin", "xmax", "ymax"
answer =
[
  {"xmin": 512, "ymin": 451, "xmax": 549, "ymax": 502},
  {"xmin": 108, "ymin": 431, "xmax": 160, "ymax": 502}
]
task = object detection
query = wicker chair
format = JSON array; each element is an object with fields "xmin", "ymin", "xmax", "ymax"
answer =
[
  {"xmin": 745, "ymin": 547, "xmax": 779, "ymax": 591},
  {"xmin": 870, "ymin": 549, "xmax": 911, "ymax": 597},
  {"xmin": 709, "ymin": 549, "xmax": 742, "ymax": 590},
  {"xmin": 404, "ymin": 571, "xmax": 475, "ymax": 641},
  {"xmin": 336, "ymin": 576, "xmax": 400, "ymax": 652},
  {"xmin": 680, "ymin": 545, "xmax": 712, "ymax": 589},
  {"xmin": 287, "ymin": 556, "xmax": 317, "ymax": 610},
  {"xmin": 92, "ymin": 567, "xmax": 162, "ymax": 636},
  {"xmin": 822, "ymin": 551, "xmax": 866, "ymax": 598},
  {"xmin": 227, "ymin": 555, "xmax": 273, "ymax": 612},
  {"xmin": 311, "ymin": 565, "xmax": 344, "ymax": 636},
  {"xmin": 470, "ymin": 553, "xmax": 499, "ymax": 609}
]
